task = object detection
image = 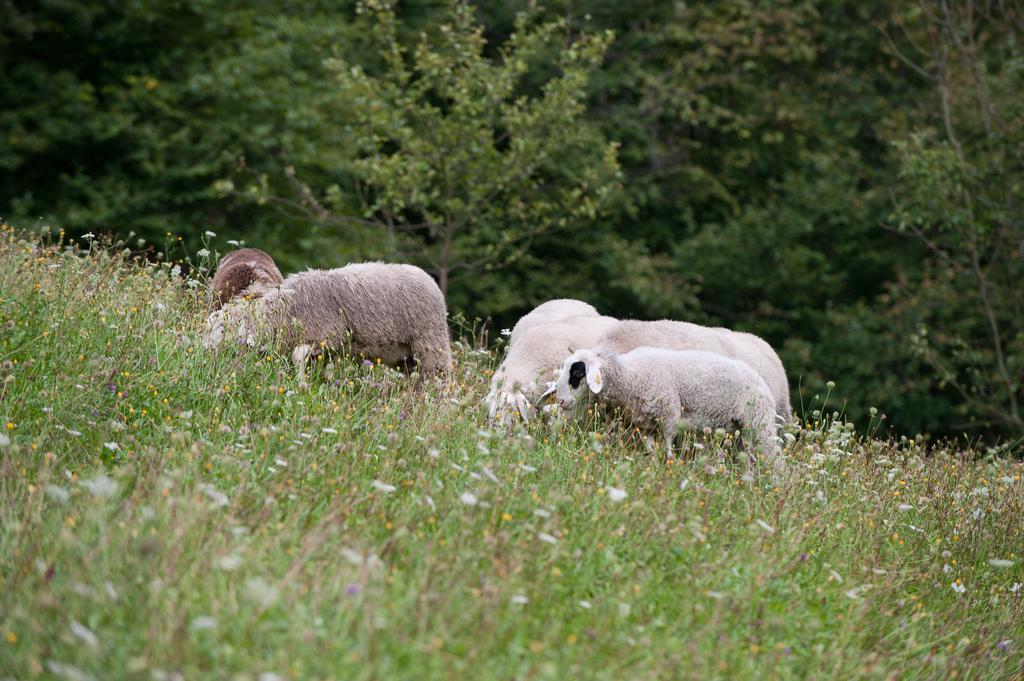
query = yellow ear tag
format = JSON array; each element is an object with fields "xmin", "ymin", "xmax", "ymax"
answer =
[{"xmin": 593, "ymin": 370, "xmax": 601, "ymax": 386}]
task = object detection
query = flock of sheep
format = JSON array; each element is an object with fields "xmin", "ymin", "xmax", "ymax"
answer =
[{"xmin": 203, "ymin": 248, "xmax": 791, "ymax": 461}]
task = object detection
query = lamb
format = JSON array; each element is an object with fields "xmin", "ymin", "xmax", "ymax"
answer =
[
  {"xmin": 210, "ymin": 247, "xmax": 285, "ymax": 309},
  {"xmin": 593, "ymin": 320, "xmax": 792, "ymax": 423},
  {"xmin": 507, "ymin": 298, "xmax": 600, "ymax": 347},
  {"xmin": 486, "ymin": 314, "xmax": 617, "ymax": 423},
  {"xmin": 203, "ymin": 263, "xmax": 452, "ymax": 382},
  {"xmin": 551, "ymin": 347, "xmax": 780, "ymax": 460}
]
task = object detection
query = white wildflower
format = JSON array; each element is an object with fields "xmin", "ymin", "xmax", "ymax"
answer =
[
  {"xmin": 204, "ymin": 230, "xmax": 217, "ymax": 238},
  {"xmin": 518, "ymin": 463, "xmax": 537, "ymax": 473},
  {"xmin": 897, "ymin": 504, "xmax": 914, "ymax": 511},
  {"xmin": 533, "ymin": 508, "xmax": 551, "ymax": 518},
  {"xmin": 46, "ymin": 661, "xmax": 95, "ymax": 681},
  {"xmin": 578, "ymin": 600, "xmax": 592, "ymax": 609},
  {"xmin": 45, "ymin": 484, "xmax": 70, "ymax": 504},
  {"xmin": 103, "ymin": 441, "xmax": 119, "ymax": 451},
  {"xmin": 258, "ymin": 673, "xmax": 284, "ymax": 681},
  {"xmin": 69, "ymin": 620, "xmax": 100, "ymax": 648},
  {"xmin": 510, "ymin": 594, "xmax": 528, "ymax": 605},
  {"xmin": 227, "ymin": 239, "xmax": 240, "ymax": 246},
  {"xmin": 679, "ymin": 478, "xmax": 690, "ymax": 492},
  {"xmin": 340, "ymin": 547, "xmax": 364, "ymax": 566},
  {"xmin": 197, "ymin": 248, "xmax": 210, "ymax": 259},
  {"xmin": 951, "ymin": 581, "xmax": 966, "ymax": 594},
  {"xmin": 322, "ymin": 427, "xmax": 338, "ymax": 434},
  {"xmin": 201, "ymin": 484, "xmax": 229, "ymax": 507},
  {"xmin": 424, "ymin": 495, "xmax": 435, "ymax": 510},
  {"xmin": 216, "ymin": 554, "xmax": 243, "ymax": 572},
  {"xmin": 989, "ymin": 559, "xmax": 1014, "ymax": 569},
  {"xmin": 618, "ymin": 602, "xmax": 631, "ymax": 617},
  {"xmin": 80, "ymin": 474, "xmax": 118, "ymax": 498},
  {"xmin": 845, "ymin": 585, "xmax": 872, "ymax": 599},
  {"xmin": 607, "ymin": 486, "xmax": 628, "ymax": 503},
  {"xmin": 500, "ymin": 328, "xmax": 512, "ymax": 336},
  {"xmin": 190, "ymin": 616, "xmax": 217, "ymax": 631},
  {"xmin": 372, "ymin": 480, "xmax": 396, "ymax": 493},
  {"xmin": 755, "ymin": 519, "xmax": 775, "ymax": 534},
  {"xmin": 943, "ymin": 563, "xmax": 952, "ymax": 573},
  {"xmin": 0, "ymin": 433, "xmax": 8, "ymax": 447},
  {"xmin": 460, "ymin": 492, "xmax": 479, "ymax": 506},
  {"xmin": 243, "ymin": 577, "xmax": 280, "ymax": 608},
  {"xmin": 829, "ymin": 569, "xmax": 844, "ymax": 584},
  {"xmin": 1010, "ymin": 583, "xmax": 1021, "ymax": 593},
  {"xmin": 537, "ymin": 532, "xmax": 558, "ymax": 545}
]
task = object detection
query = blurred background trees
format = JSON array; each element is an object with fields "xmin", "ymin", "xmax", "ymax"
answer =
[{"xmin": 1, "ymin": 0, "xmax": 1020, "ymax": 442}]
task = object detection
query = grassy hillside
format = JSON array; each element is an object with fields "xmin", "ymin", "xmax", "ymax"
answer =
[{"xmin": 1, "ymin": 226, "xmax": 1022, "ymax": 680}]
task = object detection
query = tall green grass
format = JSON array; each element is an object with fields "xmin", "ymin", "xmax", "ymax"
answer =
[{"xmin": 1, "ymin": 226, "xmax": 1022, "ymax": 680}]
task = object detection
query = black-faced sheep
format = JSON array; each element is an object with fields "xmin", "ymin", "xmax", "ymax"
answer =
[
  {"xmin": 593, "ymin": 320, "xmax": 792, "ymax": 423},
  {"xmin": 552, "ymin": 347, "xmax": 780, "ymax": 460}
]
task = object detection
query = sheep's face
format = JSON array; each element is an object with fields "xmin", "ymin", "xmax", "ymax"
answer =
[
  {"xmin": 202, "ymin": 303, "xmax": 257, "ymax": 349},
  {"xmin": 202, "ymin": 310, "xmax": 226, "ymax": 349},
  {"xmin": 554, "ymin": 349, "xmax": 604, "ymax": 412}
]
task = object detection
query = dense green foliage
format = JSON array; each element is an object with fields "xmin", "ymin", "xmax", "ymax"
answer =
[
  {"xmin": 1, "ymin": 0, "xmax": 1021, "ymax": 442},
  {"xmin": 2, "ymin": 231, "xmax": 1024, "ymax": 679}
]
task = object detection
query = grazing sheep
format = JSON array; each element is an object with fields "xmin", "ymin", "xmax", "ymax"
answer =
[
  {"xmin": 210, "ymin": 247, "xmax": 284, "ymax": 309},
  {"xmin": 203, "ymin": 263, "xmax": 452, "ymax": 382},
  {"xmin": 594, "ymin": 320, "xmax": 792, "ymax": 423},
  {"xmin": 507, "ymin": 298, "xmax": 600, "ymax": 347},
  {"xmin": 551, "ymin": 347, "xmax": 779, "ymax": 460},
  {"xmin": 487, "ymin": 314, "xmax": 617, "ymax": 423}
]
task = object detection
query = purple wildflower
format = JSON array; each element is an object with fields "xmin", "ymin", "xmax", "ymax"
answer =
[{"xmin": 346, "ymin": 584, "xmax": 360, "ymax": 595}]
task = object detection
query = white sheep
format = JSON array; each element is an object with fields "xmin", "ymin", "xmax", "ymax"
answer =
[
  {"xmin": 486, "ymin": 314, "xmax": 617, "ymax": 423},
  {"xmin": 593, "ymin": 320, "xmax": 792, "ymax": 423},
  {"xmin": 507, "ymin": 298, "xmax": 600, "ymax": 347},
  {"xmin": 203, "ymin": 263, "xmax": 452, "ymax": 383},
  {"xmin": 550, "ymin": 347, "xmax": 780, "ymax": 460}
]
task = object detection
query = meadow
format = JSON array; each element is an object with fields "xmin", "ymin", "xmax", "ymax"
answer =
[{"xmin": 1, "ymin": 226, "xmax": 1022, "ymax": 680}]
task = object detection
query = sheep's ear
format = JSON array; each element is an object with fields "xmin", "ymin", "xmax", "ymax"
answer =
[{"xmin": 586, "ymin": 361, "xmax": 603, "ymax": 394}]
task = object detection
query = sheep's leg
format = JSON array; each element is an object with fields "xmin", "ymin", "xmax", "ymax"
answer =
[
  {"xmin": 411, "ymin": 337, "xmax": 451, "ymax": 378},
  {"xmin": 662, "ymin": 411, "xmax": 680, "ymax": 462},
  {"xmin": 662, "ymin": 425, "xmax": 675, "ymax": 462},
  {"xmin": 292, "ymin": 344, "xmax": 314, "ymax": 391}
]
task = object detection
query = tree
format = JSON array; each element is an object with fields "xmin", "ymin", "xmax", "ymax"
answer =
[
  {"xmin": 263, "ymin": 0, "xmax": 621, "ymax": 294},
  {"xmin": 884, "ymin": 0, "xmax": 1023, "ymax": 436}
]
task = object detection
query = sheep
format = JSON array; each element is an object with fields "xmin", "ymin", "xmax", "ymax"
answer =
[
  {"xmin": 486, "ymin": 314, "xmax": 617, "ymax": 423},
  {"xmin": 203, "ymin": 263, "xmax": 452, "ymax": 383},
  {"xmin": 507, "ymin": 298, "xmax": 600, "ymax": 347},
  {"xmin": 210, "ymin": 247, "xmax": 284, "ymax": 309},
  {"xmin": 592, "ymin": 320, "xmax": 792, "ymax": 423},
  {"xmin": 550, "ymin": 347, "xmax": 780, "ymax": 460}
]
